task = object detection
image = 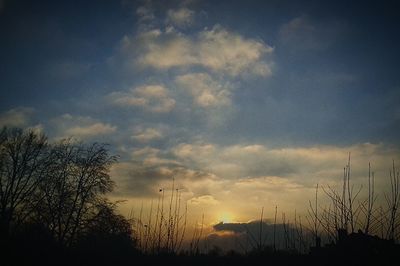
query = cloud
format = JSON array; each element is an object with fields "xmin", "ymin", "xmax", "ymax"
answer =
[
  {"xmin": 131, "ymin": 146, "xmax": 161, "ymax": 158},
  {"xmin": 136, "ymin": 6, "xmax": 155, "ymax": 22},
  {"xmin": 166, "ymin": 7, "xmax": 195, "ymax": 27},
  {"xmin": 130, "ymin": 29, "xmax": 196, "ymax": 69},
  {"xmin": 227, "ymin": 176, "xmax": 310, "ymax": 212},
  {"xmin": 132, "ymin": 127, "xmax": 163, "ymax": 143},
  {"xmin": 110, "ymin": 160, "xmax": 219, "ymax": 198},
  {"xmin": 197, "ymin": 25, "xmax": 273, "ymax": 76},
  {"xmin": 110, "ymin": 140, "xmax": 400, "ymax": 229},
  {"xmin": 110, "ymin": 161, "xmax": 169, "ymax": 197},
  {"xmin": 0, "ymin": 107, "xmax": 35, "ymax": 128},
  {"xmin": 101, "ymin": 6, "xmax": 399, "ymax": 226},
  {"xmin": 107, "ymin": 85, "xmax": 176, "ymax": 113},
  {"xmin": 66, "ymin": 123, "xmax": 116, "ymax": 138},
  {"xmin": 190, "ymin": 195, "xmax": 219, "ymax": 206},
  {"xmin": 27, "ymin": 124, "xmax": 45, "ymax": 135},
  {"xmin": 175, "ymin": 73, "xmax": 232, "ymax": 107},
  {"xmin": 169, "ymin": 142, "xmax": 400, "ymax": 188},
  {"xmin": 213, "ymin": 220, "xmax": 270, "ymax": 234},
  {"xmin": 235, "ymin": 176, "xmax": 303, "ymax": 191},
  {"xmin": 112, "ymin": 144, "xmax": 223, "ymax": 198},
  {"xmin": 50, "ymin": 114, "xmax": 116, "ymax": 140},
  {"xmin": 130, "ymin": 146, "xmax": 181, "ymax": 167},
  {"xmin": 118, "ymin": 25, "xmax": 273, "ymax": 77},
  {"xmin": 209, "ymin": 221, "xmax": 302, "ymax": 252},
  {"xmin": 172, "ymin": 142, "xmax": 216, "ymax": 164}
]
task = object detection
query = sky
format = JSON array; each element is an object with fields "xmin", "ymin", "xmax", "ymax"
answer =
[{"xmin": 1, "ymin": 0, "xmax": 400, "ymax": 234}]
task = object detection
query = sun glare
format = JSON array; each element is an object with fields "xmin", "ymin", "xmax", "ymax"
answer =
[{"xmin": 219, "ymin": 212, "xmax": 234, "ymax": 223}]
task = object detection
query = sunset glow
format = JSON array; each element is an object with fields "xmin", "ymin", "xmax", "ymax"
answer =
[
  {"xmin": 218, "ymin": 212, "xmax": 235, "ymax": 224},
  {"xmin": 1, "ymin": 1, "xmax": 400, "ymax": 258}
]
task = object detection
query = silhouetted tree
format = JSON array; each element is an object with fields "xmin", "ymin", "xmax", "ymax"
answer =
[
  {"xmin": 1, "ymin": 127, "xmax": 138, "ymax": 265},
  {"xmin": 34, "ymin": 140, "xmax": 117, "ymax": 246},
  {"xmin": 0, "ymin": 127, "xmax": 48, "ymax": 238},
  {"xmin": 77, "ymin": 200, "xmax": 136, "ymax": 257}
]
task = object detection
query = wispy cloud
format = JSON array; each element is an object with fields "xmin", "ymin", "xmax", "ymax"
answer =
[
  {"xmin": 131, "ymin": 146, "xmax": 161, "ymax": 158},
  {"xmin": 166, "ymin": 7, "xmax": 195, "ymax": 28},
  {"xmin": 172, "ymin": 142, "xmax": 216, "ymax": 164},
  {"xmin": 169, "ymin": 141, "xmax": 400, "ymax": 187},
  {"xmin": 197, "ymin": 25, "xmax": 273, "ymax": 76},
  {"xmin": 65, "ymin": 123, "xmax": 116, "ymax": 139},
  {"xmin": 131, "ymin": 127, "xmax": 163, "ymax": 143},
  {"xmin": 107, "ymin": 85, "xmax": 176, "ymax": 113},
  {"xmin": 0, "ymin": 107, "xmax": 35, "ymax": 128},
  {"xmin": 190, "ymin": 195, "xmax": 219, "ymax": 206},
  {"xmin": 50, "ymin": 114, "xmax": 116, "ymax": 140},
  {"xmin": 118, "ymin": 25, "xmax": 273, "ymax": 77},
  {"xmin": 110, "ymin": 160, "xmax": 218, "ymax": 198},
  {"xmin": 176, "ymin": 73, "xmax": 232, "ymax": 107},
  {"xmin": 136, "ymin": 5, "xmax": 155, "ymax": 22},
  {"xmin": 110, "ymin": 138, "xmax": 400, "ymax": 222}
]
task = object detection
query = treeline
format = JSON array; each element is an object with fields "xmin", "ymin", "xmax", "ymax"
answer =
[{"xmin": 0, "ymin": 127, "xmax": 136, "ymax": 265}]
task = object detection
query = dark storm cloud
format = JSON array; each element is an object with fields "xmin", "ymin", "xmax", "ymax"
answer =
[
  {"xmin": 111, "ymin": 160, "xmax": 218, "ymax": 198},
  {"xmin": 209, "ymin": 220, "xmax": 307, "ymax": 252}
]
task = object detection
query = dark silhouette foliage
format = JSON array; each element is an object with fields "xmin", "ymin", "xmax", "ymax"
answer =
[
  {"xmin": 0, "ymin": 127, "xmax": 136, "ymax": 266},
  {"xmin": 0, "ymin": 128, "xmax": 48, "ymax": 238}
]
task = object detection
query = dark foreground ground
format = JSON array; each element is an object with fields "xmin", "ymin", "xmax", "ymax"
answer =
[
  {"xmin": 4, "ymin": 248, "xmax": 399, "ymax": 266},
  {"xmin": 3, "ymin": 230, "xmax": 399, "ymax": 266}
]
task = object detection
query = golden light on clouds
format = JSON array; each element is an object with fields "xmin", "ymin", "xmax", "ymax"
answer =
[
  {"xmin": 1, "ymin": 0, "xmax": 400, "ymax": 260},
  {"xmin": 218, "ymin": 212, "xmax": 235, "ymax": 224}
]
